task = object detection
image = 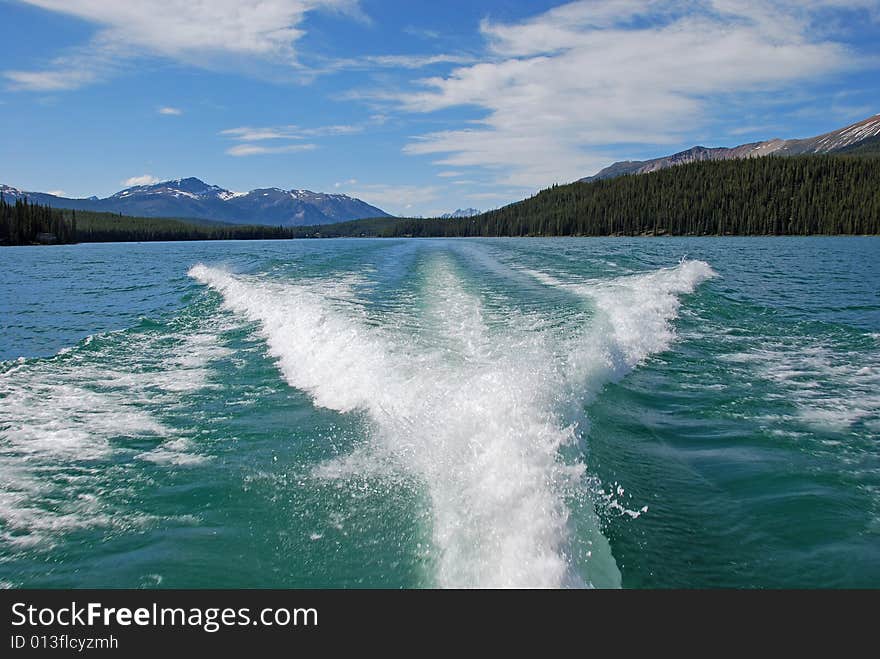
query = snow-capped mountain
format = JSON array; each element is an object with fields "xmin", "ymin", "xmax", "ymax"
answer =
[
  {"xmin": 581, "ymin": 113, "xmax": 880, "ymax": 181},
  {"xmin": 0, "ymin": 177, "xmax": 391, "ymax": 226},
  {"xmin": 440, "ymin": 208, "xmax": 481, "ymax": 219}
]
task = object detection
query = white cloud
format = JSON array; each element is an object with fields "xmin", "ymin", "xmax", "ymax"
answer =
[
  {"xmin": 158, "ymin": 106, "xmax": 182, "ymax": 115},
  {"xmin": 5, "ymin": 0, "xmax": 364, "ymax": 90},
  {"xmin": 221, "ymin": 127, "xmax": 297, "ymax": 142},
  {"xmin": 351, "ymin": 54, "xmax": 475, "ymax": 69},
  {"xmin": 221, "ymin": 124, "xmax": 361, "ymax": 141},
  {"xmin": 225, "ymin": 143, "xmax": 317, "ymax": 156},
  {"xmin": 334, "ymin": 178, "xmax": 358, "ymax": 188},
  {"xmin": 122, "ymin": 174, "xmax": 160, "ymax": 187},
  {"xmin": 436, "ymin": 171, "xmax": 464, "ymax": 178},
  {"xmin": 283, "ymin": 124, "xmax": 348, "ymax": 137},
  {"xmin": 394, "ymin": 0, "xmax": 878, "ymax": 188},
  {"xmin": 306, "ymin": 53, "xmax": 476, "ymax": 78},
  {"xmin": 5, "ymin": 67, "xmax": 102, "ymax": 92},
  {"xmin": 220, "ymin": 122, "xmax": 363, "ymax": 157}
]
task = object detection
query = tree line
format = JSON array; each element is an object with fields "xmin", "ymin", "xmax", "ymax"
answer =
[
  {"xmin": 3, "ymin": 153, "xmax": 878, "ymax": 245},
  {"xmin": 1, "ymin": 198, "xmax": 306, "ymax": 245},
  {"xmin": 71, "ymin": 209, "xmax": 303, "ymax": 242},
  {"xmin": 0, "ymin": 196, "xmax": 77, "ymax": 244},
  {"xmin": 322, "ymin": 154, "xmax": 879, "ymax": 238}
]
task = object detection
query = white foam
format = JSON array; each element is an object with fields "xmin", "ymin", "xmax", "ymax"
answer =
[
  {"xmin": 524, "ymin": 259, "xmax": 717, "ymax": 390},
  {"xmin": 136, "ymin": 438, "xmax": 208, "ymax": 466},
  {"xmin": 732, "ymin": 342, "xmax": 880, "ymax": 432},
  {"xmin": 0, "ymin": 378, "xmax": 168, "ymax": 460},
  {"xmin": 190, "ymin": 257, "xmax": 714, "ymax": 588},
  {"xmin": 0, "ymin": 317, "xmax": 230, "ymax": 551}
]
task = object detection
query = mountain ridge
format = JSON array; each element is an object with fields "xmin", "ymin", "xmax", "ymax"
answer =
[
  {"xmin": 581, "ymin": 113, "xmax": 880, "ymax": 181},
  {"xmin": 0, "ymin": 176, "xmax": 391, "ymax": 226}
]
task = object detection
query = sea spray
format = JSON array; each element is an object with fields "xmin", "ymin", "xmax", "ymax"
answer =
[
  {"xmin": 0, "ymin": 314, "xmax": 228, "ymax": 551},
  {"xmin": 525, "ymin": 259, "xmax": 718, "ymax": 392},
  {"xmin": 189, "ymin": 262, "xmax": 580, "ymax": 586},
  {"xmin": 189, "ymin": 257, "xmax": 714, "ymax": 587}
]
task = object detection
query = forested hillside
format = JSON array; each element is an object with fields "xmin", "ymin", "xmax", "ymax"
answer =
[
  {"xmin": 470, "ymin": 155, "xmax": 880, "ymax": 236},
  {"xmin": 315, "ymin": 154, "xmax": 879, "ymax": 237},
  {"xmin": 0, "ymin": 197, "xmax": 76, "ymax": 244}
]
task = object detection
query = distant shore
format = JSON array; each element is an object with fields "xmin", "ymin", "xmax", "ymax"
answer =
[{"xmin": 4, "ymin": 153, "xmax": 878, "ymax": 245}]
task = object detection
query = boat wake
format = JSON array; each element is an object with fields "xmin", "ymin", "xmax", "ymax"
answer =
[{"xmin": 189, "ymin": 256, "xmax": 715, "ymax": 588}]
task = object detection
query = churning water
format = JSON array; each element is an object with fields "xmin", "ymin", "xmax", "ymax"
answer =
[{"xmin": 1, "ymin": 238, "xmax": 878, "ymax": 587}]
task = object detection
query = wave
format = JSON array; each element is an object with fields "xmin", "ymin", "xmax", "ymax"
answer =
[
  {"xmin": 0, "ymin": 314, "xmax": 232, "ymax": 551},
  {"xmin": 525, "ymin": 259, "xmax": 717, "ymax": 388},
  {"xmin": 189, "ymin": 257, "xmax": 714, "ymax": 588},
  {"xmin": 719, "ymin": 337, "xmax": 880, "ymax": 434}
]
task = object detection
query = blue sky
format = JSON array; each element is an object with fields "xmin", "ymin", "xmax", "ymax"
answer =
[{"xmin": 1, "ymin": 0, "xmax": 878, "ymax": 216}]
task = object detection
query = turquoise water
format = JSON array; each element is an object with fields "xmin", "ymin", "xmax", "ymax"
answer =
[{"xmin": 1, "ymin": 237, "xmax": 878, "ymax": 588}]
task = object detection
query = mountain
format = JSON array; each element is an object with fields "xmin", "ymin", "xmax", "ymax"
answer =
[
  {"xmin": 0, "ymin": 177, "xmax": 391, "ymax": 226},
  {"xmin": 440, "ymin": 208, "xmax": 481, "ymax": 219},
  {"xmin": 581, "ymin": 113, "xmax": 880, "ymax": 181}
]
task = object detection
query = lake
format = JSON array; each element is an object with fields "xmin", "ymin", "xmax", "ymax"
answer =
[{"xmin": 1, "ymin": 237, "xmax": 878, "ymax": 587}]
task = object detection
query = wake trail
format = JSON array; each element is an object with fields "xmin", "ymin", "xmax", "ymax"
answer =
[{"xmin": 189, "ymin": 256, "xmax": 714, "ymax": 588}]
